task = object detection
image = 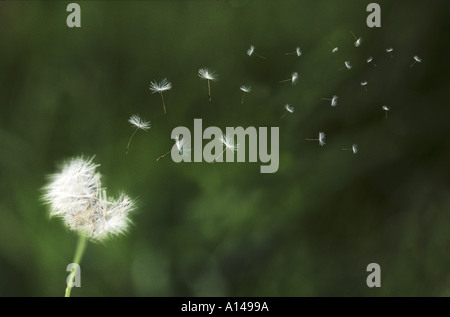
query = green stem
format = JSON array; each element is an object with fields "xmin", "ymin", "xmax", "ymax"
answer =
[{"xmin": 65, "ymin": 234, "xmax": 87, "ymax": 297}]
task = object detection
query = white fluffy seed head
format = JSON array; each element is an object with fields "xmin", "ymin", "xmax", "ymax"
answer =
[
  {"xmin": 247, "ymin": 45, "xmax": 255, "ymax": 56},
  {"xmin": 344, "ymin": 61, "xmax": 352, "ymax": 69},
  {"xmin": 291, "ymin": 72, "xmax": 299, "ymax": 84},
  {"xmin": 149, "ymin": 78, "xmax": 172, "ymax": 94},
  {"xmin": 42, "ymin": 156, "xmax": 135, "ymax": 241},
  {"xmin": 352, "ymin": 144, "xmax": 358, "ymax": 154},
  {"xmin": 129, "ymin": 114, "xmax": 151, "ymax": 131},
  {"xmin": 414, "ymin": 55, "xmax": 422, "ymax": 63},
  {"xmin": 382, "ymin": 105, "xmax": 390, "ymax": 111},
  {"xmin": 220, "ymin": 134, "xmax": 238, "ymax": 152},
  {"xmin": 318, "ymin": 132, "xmax": 326, "ymax": 146},
  {"xmin": 240, "ymin": 85, "xmax": 252, "ymax": 93},
  {"xmin": 361, "ymin": 81, "xmax": 368, "ymax": 86},
  {"xmin": 331, "ymin": 95, "xmax": 338, "ymax": 107},
  {"xmin": 175, "ymin": 135, "xmax": 191, "ymax": 156},
  {"xmin": 285, "ymin": 104, "xmax": 294, "ymax": 113},
  {"xmin": 367, "ymin": 56, "xmax": 373, "ymax": 63},
  {"xmin": 354, "ymin": 38, "xmax": 362, "ymax": 47},
  {"xmin": 332, "ymin": 47, "xmax": 339, "ymax": 53},
  {"xmin": 198, "ymin": 68, "xmax": 217, "ymax": 81},
  {"xmin": 296, "ymin": 47, "xmax": 302, "ymax": 56},
  {"xmin": 386, "ymin": 47, "xmax": 394, "ymax": 53}
]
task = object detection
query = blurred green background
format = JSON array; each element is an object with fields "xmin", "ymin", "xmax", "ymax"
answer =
[{"xmin": 0, "ymin": 0, "xmax": 449, "ymax": 296}]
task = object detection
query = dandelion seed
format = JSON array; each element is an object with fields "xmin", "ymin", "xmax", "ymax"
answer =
[
  {"xmin": 386, "ymin": 47, "xmax": 394, "ymax": 58},
  {"xmin": 342, "ymin": 144, "xmax": 358, "ymax": 154},
  {"xmin": 305, "ymin": 132, "xmax": 326, "ymax": 146},
  {"xmin": 361, "ymin": 81, "xmax": 368, "ymax": 91},
  {"xmin": 410, "ymin": 55, "xmax": 422, "ymax": 67},
  {"xmin": 149, "ymin": 78, "xmax": 172, "ymax": 114},
  {"xmin": 350, "ymin": 31, "xmax": 362, "ymax": 47},
  {"xmin": 382, "ymin": 105, "xmax": 390, "ymax": 118},
  {"xmin": 247, "ymin": 45, "xmax": 266, "ymax": 59},
  {"xmin": 328, "ymin": 42, "xmax": 339, "ymax": 53},
  {"xmin": 240, "ymin": 85, "xmax": 252, "ymax": 104},
  {"xmin": 285, "ymin": 46, "xmax": 302, "ymax": 57},
  {"xmin": 281, "ymin": 104, "xmax": 294, "ymax": 119},
  {"xmin": 339, "ymin": 61, "xmax": 352, "ymax": 71},
  {"xmin": 126, "ymin": 114, "xmax": 151, "ymax": 154},
  {"xmin": 279, "ymin": 72, "xmax": 299, "ymax": 85},
  {"xmin": 156, "ymin": 134, "xmax": 191, "ymax": 162},
  {"xmin": 321, "ymin": 95, "xmax": 339, "ymax": 107},
  {"xmin": 198, "ymin": 68, "xmax": 218, "ymax": 102},
  {"xmin": 212, "ymin": 134, "xmax": 239, "ymax": 163},
  {"xmin": 366, "ymin": 56, "xmax": 377, "ymax": 67}
]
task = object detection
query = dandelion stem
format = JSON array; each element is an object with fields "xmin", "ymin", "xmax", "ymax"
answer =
[
  {"xmin": 305, "ymin": 138, "xmax": 319, "ymax": 141},
  {"xmin": 320, "ymin": 98, "xmax": 331, "ymax": 101},
  {"xmin": 65, "ymin": 234, "xmax": 87, "ymax": 297},
  {"xmin": 156, "ymin": 150, "xmax": 171, "ymax": 161},
  {"xmin": 160, "ymin": 92, "xmax": 166, "ymax": 114},
  {"xmin": 126, "ymin": 128, "xmax": 139, "ymax": 154},
  {"xmin": 281, "ymin": 111, "xmax": 288, "ymax": 119},
  {"xmin": 279, "ymin": 79, "xmax": 290, "ymax": 83},
  {"xmin": 255, "ymin": 53, "xmax": 266, "ymax": 59},
  {"xmin": 350, "ymin": 31, "xmax": 357, "ymax": 40},
  {"xmin": 241, "ymin": 92, "xmax": 245, "ymax": 104},
  {"xmin": 207, "ymin": 79, "xmax": 211, "ymax": 102}
]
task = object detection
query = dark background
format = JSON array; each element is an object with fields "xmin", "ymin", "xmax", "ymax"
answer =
[{"xmin": 0, "ymin": 0, "xmax": 449, "ymax": 296}]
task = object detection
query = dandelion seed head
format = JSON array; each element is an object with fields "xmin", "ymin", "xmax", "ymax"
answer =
[
  {"xmin": 285, "ymin": 104, "xmax": 294, "ymax": 113},
  {"xmin": 331, "ymin": 95, "xmax": 338, "ymax": 107},
  {"xmin": 386, "ymin": 47, "xmax": 394, "ymax": 53},
  {"xmin": 344, "ymin": 61, "xmax": 352, "ymax": 69},
  {"xmin": 318, "ymin": 132, "xmax": 326, "ymax": 146},
  {"xmin": 247, "ymin": 45, "xmax": 255, "ymax": 56},
  {"xmin": 42, "ymin": 156, "xmax": 135, "ymax": 241},
  {"xmin": 149, "ymin": 78, "xmax": 172, "ymax": 94},
  {"xmin": 367, "ymin": 56, "xmax": 373, "ymax": 63},
  {"xmin": 332, "ymin": 47, "xmax": 339, "ymax": 53},
  {"xmin": 240, "ymin": 85, "xmax": 252, "ymax": 93},
  {"xmin": 354, "ymin": 38, "xmax": 362, "ymax": 47},
  {"xmin": 198, "ymin": 68, "xmax": 217, "ymax": 81},
  {"xmin": 414, "ymin": 55, "xmax": 422, "ymax": 63},
  {"xmin": 352, "ymin": 144, "xmax": 358, "ymax": 154},
  {"xmin": 361, "ymin": 81, "xmax": 368, "ymax": 86},
  {"xmin": 296, "ymin": 47, "xmax": 302, "ymax": 57},
  {"xmin": 129, "ymin": 114, "xmax": 151, "ymax": 131},
  {"xmin": 220, "ymin": 134, "xmax": 238, "ymax": 152},
  {"xmin": 382, "ymin": 105, "xmax": 390, "ymax": 111}
]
